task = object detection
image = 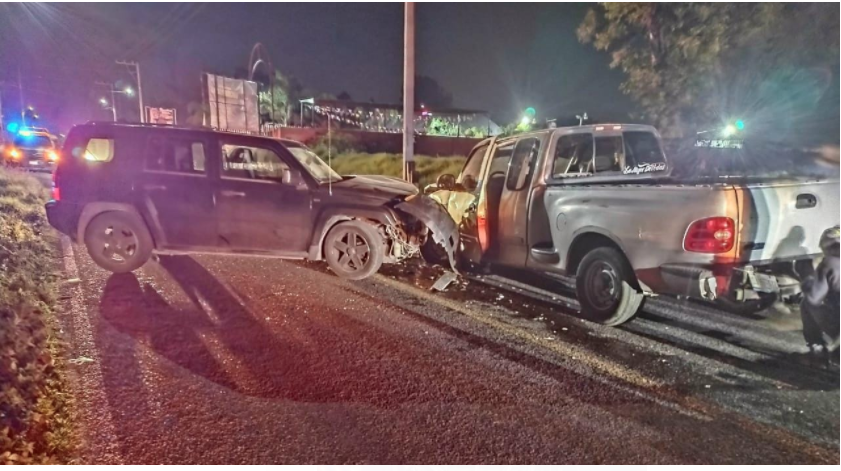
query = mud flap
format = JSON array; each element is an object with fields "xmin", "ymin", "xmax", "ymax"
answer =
[{"xmin": 396, "ymin": 195, "xmax": 460, "ymax": 273}]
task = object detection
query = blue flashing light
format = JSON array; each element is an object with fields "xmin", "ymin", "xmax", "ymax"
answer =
[
  {"xmin": 6, "ymin": 122, "xmax": 19, "ymax": 133},
  {"xmin": 18, "ymin": 130, "xmax": 33, "ymax": 137},
  {"xmin": 735, "ymin": 120, "xmax": 745, "ymax": 131}
]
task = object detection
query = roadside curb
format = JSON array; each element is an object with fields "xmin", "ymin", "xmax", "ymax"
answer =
[{"xmin": 56, "ymin": 236, "xmax": 124, "ymax": 464}]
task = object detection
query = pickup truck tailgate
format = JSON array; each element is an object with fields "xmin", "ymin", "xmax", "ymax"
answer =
[{"xmin": 737, "ymin": 179, "xmax": 840, "ymax": 262}]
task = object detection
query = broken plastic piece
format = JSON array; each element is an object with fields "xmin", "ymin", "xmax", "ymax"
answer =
[{"xmin": 431, "ymin": 271, "xmax": 459, "ymax": 292}]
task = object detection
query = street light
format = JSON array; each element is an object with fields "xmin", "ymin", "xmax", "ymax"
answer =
[{"xmin": 99, "ymin": 97, "xmax": 109, "ymax": 106}]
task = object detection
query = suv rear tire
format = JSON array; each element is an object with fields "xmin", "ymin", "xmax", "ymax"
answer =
[
  {"xmin": 84, "ymin": 211, "xmax": 154, "ymax": 273},
  {"xmin": 324, "ymin": 220, "xmax": 384, "ymax": 280},
  {"xmin": 575, "ymin": 246, "xmax": 644, "ymax": 326}
]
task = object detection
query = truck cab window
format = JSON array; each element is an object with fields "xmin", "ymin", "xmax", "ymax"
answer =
[
  {"xmin": 553, "ymin": 133, "xmax": 593, "ymax": 176},
  {"xmin": 593, "ymin": 136, "xmax": 624, "ymax": 174},
  {"xmin": 507, "ymin": 137, "xmax": 539, "ymax": 190},
  {"xmin": 623, "ymin": 131, "xmax": 665, "ymax": 166}
]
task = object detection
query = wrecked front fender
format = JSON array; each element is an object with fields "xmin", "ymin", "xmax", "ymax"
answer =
[{"xmin": 396, "ymin": 194, "xmax": 459, "ymax": 271}]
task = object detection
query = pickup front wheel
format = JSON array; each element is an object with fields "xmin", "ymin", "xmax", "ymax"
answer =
[
  {"xmin": 575, "ymin": 247, "xmax": 644, "ymax": 326},
  {"xmin": 324, "ymin": 220, "xmax": 384, "ymax": 280}
]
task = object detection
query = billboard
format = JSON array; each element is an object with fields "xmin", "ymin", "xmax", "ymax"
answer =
[
  {"xmin": 146, "ymin": 107, "xmax": 177, "ymax": 125},
  {"xmin": 204, "ymin": 73, "xmax": 259, "ymax": 133}
]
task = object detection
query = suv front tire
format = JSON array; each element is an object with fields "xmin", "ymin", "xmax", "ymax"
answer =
[
  {"xmin": 324, "ymin": 220, "xmax": 384, "ymax": 280},
  {"xmin": 84, "ymin": 211, "xmax": 154, "ymax": 273}
]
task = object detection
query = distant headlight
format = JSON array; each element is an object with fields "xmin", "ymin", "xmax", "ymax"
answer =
[{"xmin": 46, "ymin": 149, "xmax": 59, "ymax": 162}]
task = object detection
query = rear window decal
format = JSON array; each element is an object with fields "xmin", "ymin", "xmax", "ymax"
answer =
[{"xmin": 623, "ymin": 162, "xmax": 666, "ymax": 175}]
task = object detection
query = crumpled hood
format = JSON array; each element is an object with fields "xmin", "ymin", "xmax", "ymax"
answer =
[{"xmin": 329, "ymin": 174, "xmax": 419, "ymax": 197}]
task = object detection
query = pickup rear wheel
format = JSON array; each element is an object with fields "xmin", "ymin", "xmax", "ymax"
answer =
[
  {"xmin": 324, "ymin": 220, "xmax": 384, "ymax": 280},
  {"xmin": 575, "ymin": 247, "xmax": 644, "ymax": 326}
]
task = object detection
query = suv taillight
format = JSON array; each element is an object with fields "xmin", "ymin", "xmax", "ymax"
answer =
[
  {"xmin": 51, "ymin": 171, "xmax": 60, "ymax": 201},
  {"xmin": 684, "ymin": 217, "xmax": 735, "ymax": 253}
]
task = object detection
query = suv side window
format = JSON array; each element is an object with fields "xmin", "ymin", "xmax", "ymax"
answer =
[
  {"xmin": 593, "ymin": 136, "xmax": 624, "ymax": 174},
  {"xmin": 506, "ymin": 137, "xmax": 540, "ymax": 191},
  {"xmin": 73, "ymin": 137, "xmax": 115, "ymax": 162},
  {"xmin": 221, "ymin": 141, "xmax": 289, "ymax": 181},
  {"xmin": 144, "ymin": 136, "xmax": 206, "ymax": 174},
  {"xmin": 553, "ymin": 133, "xmax": 592, "ymax": 177},
  {"xmin": 458, "ymin": 144, "xmax": 488, "ymax": 192}
]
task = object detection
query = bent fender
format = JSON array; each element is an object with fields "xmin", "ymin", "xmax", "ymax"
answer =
[{"xmin": 396, "ymin": 195, "xmax": 460, "ymax": 272}]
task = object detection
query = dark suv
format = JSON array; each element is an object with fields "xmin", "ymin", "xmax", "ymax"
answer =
[{"xmin": 46, "ymin": 122, "xmax": 457, "ymax": 279}]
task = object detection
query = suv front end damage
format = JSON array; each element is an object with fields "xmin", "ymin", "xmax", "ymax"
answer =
[{"xmin": 394, "ymin": 194, "xmax": 460, "ymax": 270}]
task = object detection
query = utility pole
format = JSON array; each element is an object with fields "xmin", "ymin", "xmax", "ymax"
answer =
[
  {"xmin": 0, "ymin": 82, "xmax": 4, "ymax": 132},
  {"xmin": 402, "ymin": 2, "xmax": 415, "ymax": 183},
  {"xmin": 116, "ymin": 60, "xmax": 145, "ymax": 123},
  {"xmin": 17, "ymin": 68, "xmax": 25, "ymax": 126},
  {"xmin": 95, "ymin": 82, "xmax": 118, "ymax": 121},
  {"xmin": 111, "ymin": 88, "xmax": 118, "ymax": 122}
]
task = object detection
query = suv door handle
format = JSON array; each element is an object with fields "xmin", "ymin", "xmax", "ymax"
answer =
[
  {"xmin": 220, "ymin": 190, "xmax": 246, "ymax": 197},
  {"xmin": 143, "ymin": 184, "xmax": 167, "ymax": 191}
]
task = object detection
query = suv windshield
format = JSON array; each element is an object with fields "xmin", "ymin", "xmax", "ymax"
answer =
[{"xmin": 286, "ymin": 145, "xmax": 342, "ymax": 184}]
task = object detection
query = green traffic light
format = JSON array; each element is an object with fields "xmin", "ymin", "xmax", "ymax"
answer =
[
  {"xmin": 735, "ymin": 120, "xmax": 745, "ymax": 130},
  {"xmin": 524, "ymin": 107, "xmax": 536, "ymax": 117}
]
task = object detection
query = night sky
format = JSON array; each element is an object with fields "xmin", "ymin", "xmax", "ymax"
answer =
[{"xmin": 0, "ymin": 3, "xmax": 636, "ymax": 133}]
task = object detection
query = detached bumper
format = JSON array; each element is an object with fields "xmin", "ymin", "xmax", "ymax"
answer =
[
  {"xmin": 45, "ymin": 201, "xmax": 79, "ymax": 241},
  {"xmin": 658, "ymin": 263, "xmax": 796, "ymax": 302},
  {"xmin": 660, "ymin": 264, "xmax": 719, "ymax": 300}
]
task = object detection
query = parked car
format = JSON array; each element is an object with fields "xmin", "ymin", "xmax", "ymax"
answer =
[
  {"xmin": 424, "ymin": 124, "xmax": 840, "ymax": 325},
  {"xmin": 45, "ymin": 122, "xmax": 457, "ymax": 279},
  {"xmin": 2, "ymin": 129, "xmax": 60, "ymax": 171}
]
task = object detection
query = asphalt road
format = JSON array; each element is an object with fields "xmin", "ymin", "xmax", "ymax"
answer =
[{"xmin": 54, "ymin": 236, "xmax": 838, "ymax": 464}]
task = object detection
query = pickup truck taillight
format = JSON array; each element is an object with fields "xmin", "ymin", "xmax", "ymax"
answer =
[
  {"xmin": 476, "ymin": 192, "xmax": 490, "ymax": 253},
  {"xmin": 684, "ymin": 217, "xmax": 735, "ymax": 253}
]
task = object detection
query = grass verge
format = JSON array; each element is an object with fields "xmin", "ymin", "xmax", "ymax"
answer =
[
  {"xmin": 0, "ymin": 168, "xmax": 73, "ymax": 463},
  {"xmin": 328, "ymin": 152, "xmax": 466, "ymax": 188}
]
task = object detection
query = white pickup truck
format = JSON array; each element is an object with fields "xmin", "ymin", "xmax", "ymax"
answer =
[{"xmin": 426, "ymin": 124, "xmax": 840, "ymax": 325}]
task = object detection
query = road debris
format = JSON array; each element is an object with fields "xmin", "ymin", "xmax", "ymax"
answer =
[{"xmin": 431, "ymin": 271, "xmax": 459, "ymax": 292}]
